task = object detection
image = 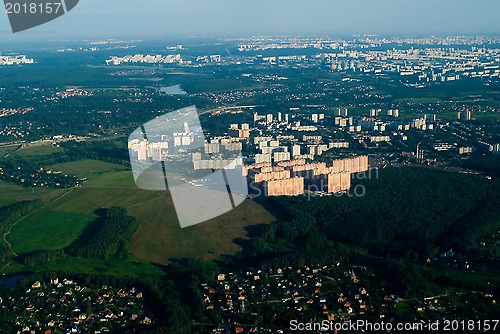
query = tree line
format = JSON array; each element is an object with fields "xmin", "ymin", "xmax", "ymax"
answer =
[{"xmin": 67, "ymin": 207, "xmax": 134, "ymax": 260}]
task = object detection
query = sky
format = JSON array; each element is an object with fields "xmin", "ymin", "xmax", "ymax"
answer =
[{"xmin": 0, "ymin": 0, "xmax": 499, "ymax": 40}]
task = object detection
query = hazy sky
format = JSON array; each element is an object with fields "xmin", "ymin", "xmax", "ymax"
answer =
[{"xmin": 1, "ymin": 0, "xmax": 499, "ymax": 40}]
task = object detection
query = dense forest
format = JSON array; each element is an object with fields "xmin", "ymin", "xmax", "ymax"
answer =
[
  {"xmin": 68, "ymin": 207, "xmax": 135, "ymax": 260},
  {"xmin": 20, "ymin": 249, "xmax": 65, "ymax": 266},
  {"xmin": 247, "ymin": 167, "xmax": 499, "ymax": 252},
  {"xmin": 235, "ymin": 167, "xmax": 500, "ymax": 298},
  {"xmin": 463, "ymin": 155, "xmax": 500, "ymax": 178}
]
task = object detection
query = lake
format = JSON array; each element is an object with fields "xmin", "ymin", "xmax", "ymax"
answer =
[{"xmin": 0, "ymin": 274, "xmax": 25, "ymax": 287}]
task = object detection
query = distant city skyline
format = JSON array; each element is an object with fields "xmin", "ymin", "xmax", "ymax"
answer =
[{"xmin": 0, "ymin": 0, "xmax": 499, "ymax": 40}]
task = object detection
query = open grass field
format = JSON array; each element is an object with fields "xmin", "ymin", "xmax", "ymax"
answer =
[
  {"xmin": 0, "ymin": 144, "xmax": 20, "ymax": 157},
  {"xmin": 11, "ymin": 145, "xmax": 63, "ymax": 157},
  {"xmin": 4, "ymin": 163, "xmax": 278, "ymax": 272},
  {"xmin": 44, "ymin": 187, "xmax": 162, "ymax": 215},
  {"xmin": 0, "ymin": 180, "xmax": 64, "ymax": 207},
  {"xmin": 7, "ymin": 210, "xmax": 95, "ymax": 254},
  {"xmin": 7, "ymin": 178, "xmax": 162, "ymax": 255},
  {"xmin": 0, "ymin": 168, "xmax": 167, "ymax": 278},
  {"xmin": 48, "ymin": 159, "xmax": 128, "ymax": 178},
  {"xmin": 128, "ymin": 193, "xmax": 277, "ymax": 264},
  {"xmin": 83, "ymin": 170, "xmax": 137, "ymax": 188}
]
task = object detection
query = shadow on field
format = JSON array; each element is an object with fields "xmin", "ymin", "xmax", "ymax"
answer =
[
  {"xmin": 253, "ymin": 197, "xmax": 292, "ymax": 222},
  {"xmin": 232, "ymin": 224, "xmax": 269, "ymax": 253},
  {"xmin": 66, "ymin": 208, "xmax": 107, "ymax": 249}
]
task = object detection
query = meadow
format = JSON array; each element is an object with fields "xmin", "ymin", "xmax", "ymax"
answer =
[
  {"xmin": 128, "ymin": 195, "xmax": 277, "ymax": 264},
  {"xmin": 0, "ymin": 180, "xmax": 64, "ymax": 207},
  {"xmin": 11, "ymin": 145, "xmax": 64, "ymax": 157},
  {"xmin": 7, "ymin": 171, "xmax": 161, "ymax": 255},
  {"xmin": 4, "ymin": 156, "xmax": 277, "ymax": 273},
  {"xmin": 8, "ymin": 210, "xmax": 95, "ymax": 254},
  {"xmin": 48, "ymin": 159, "xmax": 128, "ymax": 178}
]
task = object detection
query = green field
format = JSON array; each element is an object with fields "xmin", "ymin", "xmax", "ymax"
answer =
[
  {"xmin": 0, "ymin": 144, "xmax": 19, "ymax": 157},
  {"xmin": 1, "ymin": 167, "xmax": 168, "ymax": 278},
  {"xmin": 2, "ymin": 152, "xmax": 278, "ymax": 276},
  {"xmin": 83, "ymin": 170, "xmax": 137, "ymax": 188},
  {"xmin": 128, "ymin": 194, "xmax": 277, "ymax": 264},
  {"xmin": 7, "ymin": 210, "xmax": 95, "ymax": 254},
  {"xmin": 6, "ymin": 166, "xmax": 277, "ymax": 266},
  {"xmin": 48, "ymin": 159, "xmax": 128, "ymax": 178},
  {"xmin": 7, "ymin": 181, "xmax": 162, "ymax": 255},
  {"xmin": 11, "ymin": 145, "xmax": 63, "ymax": 157},
  {"xmin": 0, "ymin": 180, "xmax": 63, "ymax": 207}
]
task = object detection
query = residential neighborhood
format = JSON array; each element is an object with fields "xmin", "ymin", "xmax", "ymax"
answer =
[
  {"xmin": 200, "ymin": 263, "xmax": 497, "ymax": 333},
  {"xmin": 0, "ymin": 278, "xmax": 153, "ymax": 334}
]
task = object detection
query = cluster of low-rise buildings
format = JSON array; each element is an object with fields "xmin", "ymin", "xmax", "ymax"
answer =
[
  {"xmin": 54, "ymin": 89, "xmax": 93, "ymax": 99},
  {"xmin": 201, "ymin": 264, "xmax": 376, "ymax": 334},
  {"xmin": 200, "ymin": 261, "xmax": 496, "ymax": 334},
  {"xmin": 0, "ymin": 107, "xmax": 33, "ymax": 118},
  {"xmin": 2, "ymin": 278, "xmax": 152, "ymax": 334}
]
